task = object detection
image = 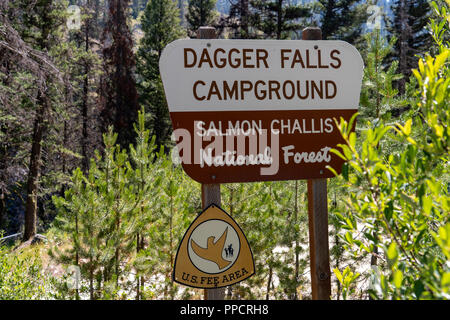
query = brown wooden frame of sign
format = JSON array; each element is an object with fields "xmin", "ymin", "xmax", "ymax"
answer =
[{"xmin": 184, "ymin": 26, "xmax": 336, "ymax": 300}]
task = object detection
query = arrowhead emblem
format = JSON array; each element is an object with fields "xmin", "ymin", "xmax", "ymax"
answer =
[{"xmin": 173, "ymin": 204, "xmax": 255, "ymax": 289}]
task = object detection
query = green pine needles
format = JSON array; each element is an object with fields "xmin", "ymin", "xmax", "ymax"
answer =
[
  {"xmin": 329, "ymin": 0, "xmax": 449, "ymax": 300},
  {"xmin": 50, "ymin": 109, "xmax": 199, "ymax": 299}
]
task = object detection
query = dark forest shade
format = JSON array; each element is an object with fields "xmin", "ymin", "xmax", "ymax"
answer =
[
  {"xmin": 101, "ymin": 0, "xmax": 139, "ymax": 150},
  {"xmin": 21, "ymin": 0, "xmax": 61, "ymax": 241},
  {"xmin": 226, "ymin": 0, "xmax": 251, "ymax": 39},
  {"xmin": 248, "ymin": 0, "xmax": 311, "ymax": 39},
  {"xmin": 186, "ymin": 0, "xmax": 218, "ymax": 37},
  {"xmin": 318, "ymin": 0, "xmax": 368, "ymax": 43},
  {"xmin": 136, "ymin": 0, "xmax": 185, "ymax": 148},
  {"xmin": 388, "ymin": 0, "xmax": 432, "ymax": 94}
]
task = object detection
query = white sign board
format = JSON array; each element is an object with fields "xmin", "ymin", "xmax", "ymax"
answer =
[{"xmin": 160, "ymin": 40, "xmax": 363, "ymax": 112}]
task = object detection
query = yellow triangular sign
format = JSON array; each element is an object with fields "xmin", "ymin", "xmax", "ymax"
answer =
[{"xmin": 173, "ymin": 204, "xmax": 255, "ymax": 289}]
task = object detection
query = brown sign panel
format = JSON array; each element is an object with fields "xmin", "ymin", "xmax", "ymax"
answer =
[
  {"xmin": 170, "ymin": 109, "xmax": 356, "ymax": 184},
  {"xmin": 173, "ymin": 205, "xmax": 255, "ymax": 289}
]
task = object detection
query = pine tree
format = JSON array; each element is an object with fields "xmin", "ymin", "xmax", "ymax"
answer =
[
  {"xmin": 77, "ymin": 1, "xmax": 103, "ymax": 172},
  {"xmin": 360, "ymin": 30, "xmax": 405, "ymax": 121},
  {"xmin": 151, "ymin": 159, "xmax": 200, "ymax": 299},
  {"xmin": 52, "ymin": 126, "xmax": 141, "ymax": 299},
  {"xmin": 100, "ymin": 0, "xmax": 139, "ymax": 150},
  {"xmin": 185, "ymin": 0, "xmax": 218, "ymax": 37},
  {"xmin": 8, "ymin": 0, "xmax": 68, "ymax": 241},
  {"xmin": 136, "ymin": 0, "xmax": 185, "ymax": 148},
  {"xmin": 129, "ymin": 108, "xmax": 161, "ymax": 300},
  {"xmin": 224, "ymin": 181, "xmax": 304, "ymax": 299},
  {"xmin": 317, "ymin": 0, "xmax": 368, "ymax": 43},
  {"xmin": 248, "ymin": 0, "xmax": 311, "ymax": 39},
  {"xmin": 388, "ymin": 0, "xmax": 433, "ymax": 93},
  {"xmin": 22, "ymin": 0, "xmax": 54, "ymax": 241},
  {"xmin": 227, "ymin": 0, "xmax": 251, "ymax": 39},
  {"xmin": 132, "ymin": 0, "xmax": 150, "ymax": 18},
  {"xmin": 1, "ymin": 0, "xmax": 95, "ymax": 239}
]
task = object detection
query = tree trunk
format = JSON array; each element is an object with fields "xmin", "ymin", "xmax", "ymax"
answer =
[
  {"xmin": 0, "ymin": 113, "xmax": 7, "ymax": 231},
  {"xmin": 82, "ymin": 9, "xmax": 90, "ymax": 173},
  {"xmin": 334, "ymin": 232, "xmax": 341, "ymax": 300},
  {"xmin": 369, "ymin": 245, "xmax": 378, "ymax": 300},
  {"xmin": 115, "ymin": 214, "xmax": 121, "ymax": 289},
  {"xmin": 169, "ymin": 195, "xmax": 174, "ymax": 267},
  {"xmin": 321, "ymin": 0, "xmax": 335, "ymax": 40},
  {"xmin": 240, "ymin": 0, "xmax": 249, "ymax": 37},
  {"xmin": 294, "ymin": 181, "xmax": 299, "ymax": 300},
  {"xmin": 23, "ymin": 0, "xmax": 52, "ymax": 243},
  {"xmin": 61, "ymin": 70, "xmax": 72, "ymax": 196},
  {"xmin": 266, "ymin": 266, "xmax": 273, "ymax": 300},
  {"xmin": 75, "ymin": 210, "xmax": 80, "ymax": 300},
  {"xmin": 136, "ymin": 232, "xmax": 140, "ymax": 300},
  {"xmin": 398, "ymin": 0, "xmax": 409, "ymax": 94},
  {"xmin": 0, "ymin": 191, "xmax": 5, "ymax": 230},
  {"xmin": 276, "ymin": 0, "xmax": 282, "ymax": 40},
  {"xmin": 23, "ymin": 91, "xmax": 48, "ymax": 241},
  {"xmin": 140, "ymin": 235, "xmax": 144, "ymax": 298},
  {"xmin": 90, "ymin": 267, "xmax": 95, "ymax": 300}
]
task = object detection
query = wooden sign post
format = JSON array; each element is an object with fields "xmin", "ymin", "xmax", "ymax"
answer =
[
  {"xmin": 303, "ymin": 27, "xmax": 332, "ymax": 300},
  {"xmin": 198, "ymin": 26, "xmax": 224, "ymax": 301}
]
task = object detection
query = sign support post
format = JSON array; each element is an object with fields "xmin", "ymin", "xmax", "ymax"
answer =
[
  {"xmin": 197, "ymin": 26, "xmax": 225, "ymax": 301},
  {"xmin": 303, "ymin": 27, "xmax": 332, "ymax": 300}
]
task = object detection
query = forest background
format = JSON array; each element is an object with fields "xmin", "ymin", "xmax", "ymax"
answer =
[{"xmin": 0, "ymin": 0, "xmax": 448, "ymax": 300}]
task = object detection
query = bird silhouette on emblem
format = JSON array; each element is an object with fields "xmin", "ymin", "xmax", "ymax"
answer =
[{"xmin": 191, "ymin": 227, "xmax": 232, "ymax": 269}]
